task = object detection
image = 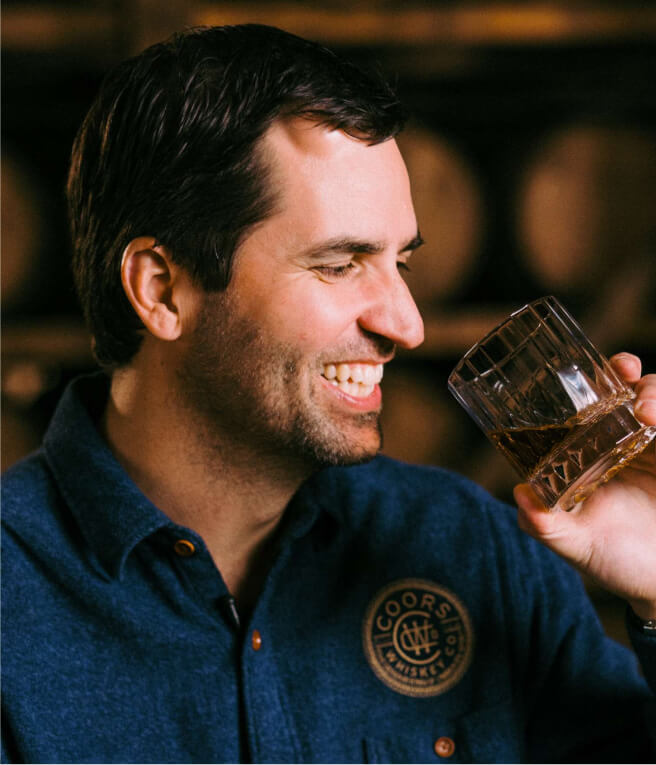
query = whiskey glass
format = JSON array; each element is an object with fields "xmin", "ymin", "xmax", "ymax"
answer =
[{"xmin": 448, "ymin": 296, "xmax": 656, "ymax": 510}]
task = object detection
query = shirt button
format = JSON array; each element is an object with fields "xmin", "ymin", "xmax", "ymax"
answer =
[
  {"xmin": 173, "ymin": 539, "xmax": 196, "ymax": 557},
  {"xmin": 251, "ymin": 629, "xmax": 262, "ymax": 651},
  {"xmin": 434, "ymin": 737, "xmax": 455, "ymax": 758}
]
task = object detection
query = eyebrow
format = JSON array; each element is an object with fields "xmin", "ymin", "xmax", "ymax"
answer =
[{"xmin": 302, "ymin": 231, "xmax": 424, "ymax": 260}]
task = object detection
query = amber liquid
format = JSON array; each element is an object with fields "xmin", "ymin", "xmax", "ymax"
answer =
[
  {"xmin": 489, "ymin": 399, "xmax": 654, "ymax": 509},
  {"xmin": 489, "ymin": 422, "xmax": 571, "ymax": 478}
]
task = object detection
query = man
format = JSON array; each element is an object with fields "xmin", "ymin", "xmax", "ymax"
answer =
[{"xmin": 2, "ymin": 24, "xmax": 655, "ymax": 763}]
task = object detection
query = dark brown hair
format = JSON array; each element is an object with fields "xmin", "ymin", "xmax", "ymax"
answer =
[{"xmin": 67, "ymin": 24, "xmax": 406, "ymax": 368}]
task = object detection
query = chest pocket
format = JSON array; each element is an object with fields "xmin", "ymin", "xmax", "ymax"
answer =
[{"xmin": 363, "ymin": 700, "xmax": 520, "ymax": 764}]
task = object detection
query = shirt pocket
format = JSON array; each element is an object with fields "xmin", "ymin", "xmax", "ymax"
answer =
[{"xmin": 363, "ymin": 699, "xmax": 521, "ymax": 764}]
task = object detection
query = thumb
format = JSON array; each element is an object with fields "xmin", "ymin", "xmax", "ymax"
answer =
[
  {"xmin": 513, "ymin": 483, "xmax": 592, "ymax": 571},
  {"xmin": 514, "ymin": 483, "xmax": 564, "ymax": 541}
]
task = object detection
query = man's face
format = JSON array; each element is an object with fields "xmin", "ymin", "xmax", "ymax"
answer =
[{"xmin": 177, "ymin": 119, "xmax": 424, "ymax": 467}]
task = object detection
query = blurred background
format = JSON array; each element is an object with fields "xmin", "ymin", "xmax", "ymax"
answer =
[{"xmin": 3, "ymin": 0, "xmax": 656, "ymax": 643}]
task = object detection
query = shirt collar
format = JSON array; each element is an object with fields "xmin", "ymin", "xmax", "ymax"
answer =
[
  {"xmin": 43, "ymin": 373, "xmax": 172, "ymax": 580},
  {"xmin": 43, "ymin": 373, "xmax": 342, "ymax": 580}
]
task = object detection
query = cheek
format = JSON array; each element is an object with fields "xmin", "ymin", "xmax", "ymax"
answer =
[
  {"xmin": 281, "ymin": 304, "xmax": 346, "ymax": 349},
  {"xmin": 268, "ymin": 287, "xmax": 360, "ymax": 351}
]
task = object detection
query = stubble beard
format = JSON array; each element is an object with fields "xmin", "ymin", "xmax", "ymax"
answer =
[{"xmin": 175, "ymin": 294, "xmax": 383, "ymax": 470}]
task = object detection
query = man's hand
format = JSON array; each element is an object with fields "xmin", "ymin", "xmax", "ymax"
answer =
[{"xmin": 513, "ymin": 353, "xmax": 656, "ymax": 621}]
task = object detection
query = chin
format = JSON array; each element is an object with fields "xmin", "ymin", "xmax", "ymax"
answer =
[{"xmin": 309, "ymin": 430, "xmax": 383, "ymax": 468}]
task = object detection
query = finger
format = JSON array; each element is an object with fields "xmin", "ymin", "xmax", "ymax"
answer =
[
  {"xmin": 634, "ymin": 374, "xmax": 656, "ymax": 425},
  {"xmin": 609, "ymin": 352, "xmax": 642, "ymax": 385},
  {"xmin": 513, "ymin": 483, "xmax": 589, "ymax": 568},
  {"xmin": 513, "ymin": 483, "xmax": 557, "ymax": 539},
  {"xmin": 635, "ymin": 399, "xmax": 656, "ymax": 426},
  {"xmin": 634, "ymin": 373, "xmax": 656, "ymax": 396}
]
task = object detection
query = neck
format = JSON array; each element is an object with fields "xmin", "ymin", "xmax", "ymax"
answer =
[{"xmin": 103, "ymin": 363, "xmax": 313, "ymax": 612}]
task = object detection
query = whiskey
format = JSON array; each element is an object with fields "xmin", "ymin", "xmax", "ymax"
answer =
[
  {"xmin": 489, "ymin": 399, "xmax": 654, "ymax": 509},
  {"xmin": 489, "ymin": 422, "xmax": 571, "ymax": 478}
]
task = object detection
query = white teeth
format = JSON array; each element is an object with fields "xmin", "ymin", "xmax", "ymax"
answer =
[
  {"xmin": 336, "ymin": 364, "xmax": 350, "ymax": 382},
  {"xmin": 322, "ymin": 362, "xmax": 383, "ymax": 384},
  {"xmin": 321, "ymin": 362, "xmax": 384, "ymax": 398},
  {"xmin": 336, "ymin": 380, "xmax": 366, "ymax": 397}
]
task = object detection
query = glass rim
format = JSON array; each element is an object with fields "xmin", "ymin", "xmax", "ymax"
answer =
[{"xmin": 447, "ymin": 295, "xmax": 561, "ymax": 386}]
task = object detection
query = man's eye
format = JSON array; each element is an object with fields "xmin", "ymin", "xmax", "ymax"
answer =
[
  {"xmin": 313, "ymin": 263, "xmax": 357, "ymax": 279},
  {"xmin": 397, "ymin": 261, "xmax": 411, "ymax": 273}
]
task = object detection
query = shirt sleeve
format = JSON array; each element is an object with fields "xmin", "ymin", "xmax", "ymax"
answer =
[
  {"xmin": 627, "ymin": 613, "xmax": 656, "ymax": 751},
  {"xmin": 494, "ymin": 508, "xmax": 656, "ymax": 763}
]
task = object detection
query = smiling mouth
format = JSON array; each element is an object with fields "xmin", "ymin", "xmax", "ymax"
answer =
[{"xmin": 321, "ymin": 362, "xmax": 384, "ymax": 398}]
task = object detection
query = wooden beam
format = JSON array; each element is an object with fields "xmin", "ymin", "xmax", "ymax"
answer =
[
  {"xmin": 192, "ymin": 4, "xmax": 656, "ymax": 45},
  {"xmin": 2, "ymin": 6, "xmax": 116, "ymax": 53},
  {"xmin": 4, "ymin": 4, "xmax": 656, "ymax": 54},
  {"xmin": 2, "ymin": 321, "xmax": 93, "ymax": 365}
]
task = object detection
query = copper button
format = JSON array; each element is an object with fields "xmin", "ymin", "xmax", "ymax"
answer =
[
  {"xmin": 251, "ymin": 629, "xmax": 262, "ymax": 651},
  {"xmin": 173, "ymin": 539, "xmax": 196, "ymax": 557},
  {"xmin": 434, "ymin": 737, "xmax": 455, "ymax": 758}
]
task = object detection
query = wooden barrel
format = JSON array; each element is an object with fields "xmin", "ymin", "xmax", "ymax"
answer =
[
  {"xmin": 380, "ymin": 366, "xmax": 465, "ymax": 467},
  {"xmin": 516, "ymin": 124, "xmax": 656, "ymax": 292},
  {"xmin": 1, "ymin": 151, "xmax": 46, "ymax": 312},
  {"xmin": 396, "ymin": 126, "xmax": 483, "ymax": 304}
]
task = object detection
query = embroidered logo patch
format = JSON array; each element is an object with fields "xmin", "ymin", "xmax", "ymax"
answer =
[{"xmin": 363, "ymin": 578, "xmax": 473, "ymax": 697}]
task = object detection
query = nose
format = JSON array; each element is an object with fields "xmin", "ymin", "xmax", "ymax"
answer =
[{"xmin": 357, "ymin": 269, "xmax": 425, "ymax": 350}]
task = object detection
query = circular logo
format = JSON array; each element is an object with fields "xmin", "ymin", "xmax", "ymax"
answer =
[{"xmin": 363, "ymin": 579, "xmax": 474, "ymax": 698}]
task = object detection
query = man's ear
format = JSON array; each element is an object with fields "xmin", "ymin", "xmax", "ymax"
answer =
[{"xmin": 120, "ymin": 237, "xmax": 185, "ymax": 342}]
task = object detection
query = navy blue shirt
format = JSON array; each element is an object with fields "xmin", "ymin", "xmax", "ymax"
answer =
[{"xmin": 2, "ymin": 374, "xmax": 655, "ymax": 763}]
